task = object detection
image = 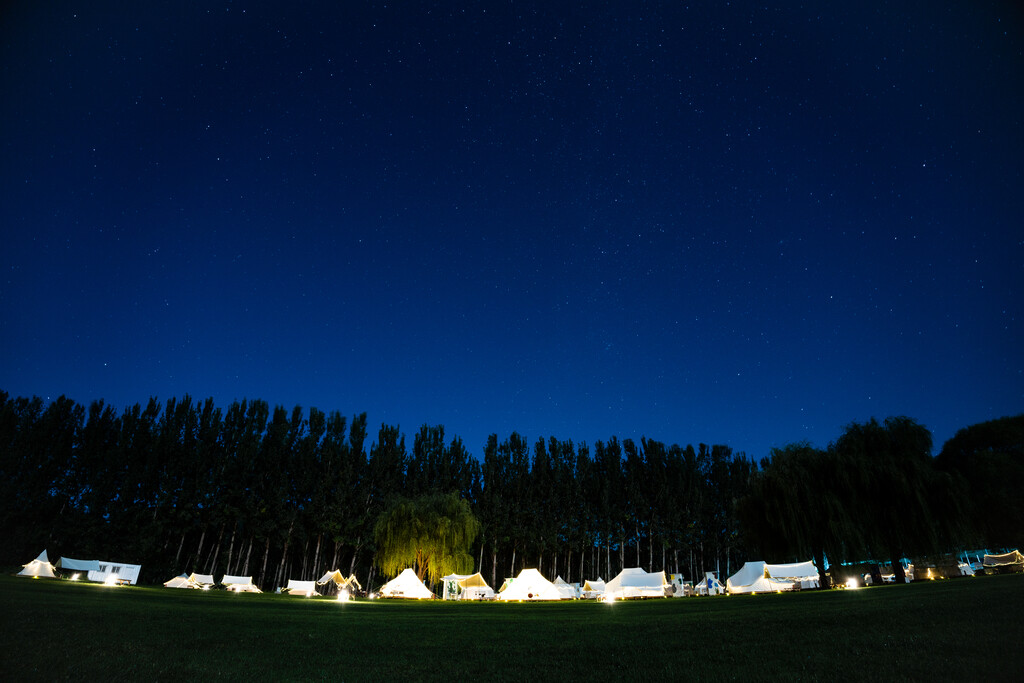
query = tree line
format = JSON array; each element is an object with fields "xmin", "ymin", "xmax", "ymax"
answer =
[{"xmin": 1, "ymin": 390, "xmax": 1020, "ymax": 589}]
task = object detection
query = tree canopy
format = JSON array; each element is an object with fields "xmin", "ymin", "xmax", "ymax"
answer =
[{"xmin": 373, "ymin": 492, "xmax": 480, "ymax": 585}]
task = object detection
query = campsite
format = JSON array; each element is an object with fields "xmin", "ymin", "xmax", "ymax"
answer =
[{"xmin": 2, "ymin": 573, "xmax": 1021, "ymax": 680}]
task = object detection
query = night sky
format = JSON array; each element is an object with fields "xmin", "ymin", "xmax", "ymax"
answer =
[{"xmin": 2, "ymin": 2, "xmax": 1021, "ymax": 460}]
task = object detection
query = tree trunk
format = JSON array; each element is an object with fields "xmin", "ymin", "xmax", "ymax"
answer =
[
  {"xmin": 224, "ymin": 523, "xmax": 237, "ymax": 575},
  {"xmin": 491, "ymin": 549, "xmax": 497, "ymax": 589},
  {"xmin": 510, "ymin": 548, "xmax": 516, "ymax": 577},
  {"xmin": 300, "ymin": 538, "xmax": 309, "ymax": 579},
  {"xmin": 892, "ymin": 552, "xmax": 907, "ymax": 584},
  {"xmin": 312, "ymin": 534, "xmax": 322, "ymax": 580},
  {"xmin": 276, "ymin": 520, "xmax": 294, "ymax": 586},
  {"xmin": 349, "ymin": 544, "xmax": 360, "ymax": 577},
  {"xmin": 813, "ymin": 546, "xmax": 829, "ymax": 589},
  {"xmin": 208, "ymin": 523, "xmax": 225, "ymax": 574},
  {"xmin": 477, "ymin": 542, "xmax": 484, "ymax": 574},
  {"xmin": 194, "ymin": 526, "xmax": 207, "ymax": 571},
  {"xmin": 259, "ymin": 536, "xmax": 271, "ymax": 586},
  {"xmin": 174, "ymin": 531, "xmax": 187, "ymax": 569},
  {"xmin": 242, "ymin": 535, "xmax": 254, "ymax": 576}
]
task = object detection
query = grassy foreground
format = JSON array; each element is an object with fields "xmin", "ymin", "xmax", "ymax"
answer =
[{"xmin": 1, "ymin": 574, "xmax": 1021, "ymax": 681}]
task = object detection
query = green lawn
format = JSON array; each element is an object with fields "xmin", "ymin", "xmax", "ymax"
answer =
[{"xmin": 1, "ymin": 573, "xmax": 1020, "ymax": 681}]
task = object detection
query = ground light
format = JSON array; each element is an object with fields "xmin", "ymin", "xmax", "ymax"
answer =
[
  {"xmin": 846, "ymin": 578, "xmax": 860, "ymax": 589},
  {"xmin": 103, "ymin": 575, "xmax": 119, "ymax": 586}
]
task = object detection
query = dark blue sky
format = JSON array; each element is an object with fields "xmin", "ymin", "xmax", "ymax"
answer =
[{"xmin": 2, "ymin": 1, "xmax": 1021, "ymax": 459}]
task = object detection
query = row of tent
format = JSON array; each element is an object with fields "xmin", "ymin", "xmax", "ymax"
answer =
[
  {"xmin": 163, "ymin": 569, "xmax": 363, "ymax": 596},
  {"xmin": 380, "ymin": 566, "xmax": 677, "ymax": 601},
  {"xmin": 18, "ymin": 550, "xmax": 141, "ymax": 585},
  {"xmin": 21, "ymin": 548, "xmax": 1022, "ymax": 596}
]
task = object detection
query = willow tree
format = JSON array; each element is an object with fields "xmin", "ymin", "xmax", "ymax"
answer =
[{"xmin": 373, "ymin": 492, "xmax": 480, "ymax": 586}]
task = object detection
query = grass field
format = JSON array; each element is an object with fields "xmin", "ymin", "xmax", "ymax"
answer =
[{"xmin": 1, "ymin": 573, "xmax": 1021, "ymax": 681}]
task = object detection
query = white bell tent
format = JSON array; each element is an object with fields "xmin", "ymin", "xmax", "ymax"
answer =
[
  {"xmin": 497, "ymin": 568, "xmax": 563, "ymax": 601},
  {"xmin": 378, "ymin": 568, "xmax": 434, "ymax": 599},
  {"xmin": 18, "ymin": 550, "xmax": 57, "ymax": 578},
  {"xmin": 552, "ymin": 576, "xmax": 579, "ymax": 599}
]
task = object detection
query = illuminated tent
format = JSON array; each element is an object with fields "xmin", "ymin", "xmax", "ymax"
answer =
[
  {"xmin": 582, "ymin": 578, "xmax": 606, "ymax": 599},
  {"xmin": 89, "ymin": 561, "xmax": 142, "ymax": 585},
  {"xmin": 379, "ymin": 568, "xmax": 434, "ymax": 599},
  {"xmin": 727, "ymin": 560, "xmax": 819, "ymax": 594},
  {"xmin": 164, "ymin": 574, "xmax": 197, "ymax": 589},
  {"xmin": 497, "ymin": 568, "xmax": 563, "ymax": 601},
  {"xmin": 221, "ymin": 575, "xmax": 262, "ymax": 593},
  {"xmin": 317, "ymin": 569, "xmax": 362, "ymax": 596},
  {"xmin": 604, "ymin": 568, "xmax": 669, "ymax": 600},
  {"xmin": 284, "ymin": 579, "xmax": 320, "ymax": 596},
  {"xmin": 189, "ymin": 573, "xmax": 216, "ymax": 589},
  {"xmin": 552, "ymin": 576, "xmax": 579, "ymax": 599},
  {"xmin": 440, "ymin": 572, "xmax": 494, "ymax": 600},
  {"xmin": 18, "ymin": 550, "xmax": 57, "ymax": 578},
  {"xmin": 983, "ymin": 550, "xmax": 1024, "ymax": 569}
]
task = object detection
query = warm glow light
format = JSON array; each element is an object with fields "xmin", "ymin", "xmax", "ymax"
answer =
[
  {"xmin": 846, "ymin": 578, "xmax": 860, "ymax": 589},
  {"xmin": 337, "ymin": 591, "xmax": 350, "ymax": 602},
  {"xmin": 104, "ymin": 575, "xmax": 119, "ymax": 586},
  {"xmin": 71, "ymin": 573, "xmax": 80, "ymax": 581},
  {"xmin": 602, "ymin": 595, "xmax": 615, "ymax": 604}
]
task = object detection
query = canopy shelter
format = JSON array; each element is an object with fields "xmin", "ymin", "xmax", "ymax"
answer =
[
  {"xmin": 164, "ymin": 574, "xmax": 197, "ymax": 589},
  {"xmin": 727, "ymin": 560, "xmax": 819, "ymax": 594},
  {"xmin": 221, "ymin": 575, "xmax": 262, "ymax": 593},
  {"xmin": 18, "ymin": 550, "xmax": 57, "ymax": 579},
  {"xmin": 56, "ymin": 557, "xmax": 100, "ymax": 574},
  {"xmin": 498, "ymin": 568, "xmax": 563, "ymax": 601},
  {"xmin": 983, "ymin": 550, "xmax": 1024, "ymax": 568},
  {"xmin": 189, "ymin": 573, "xmax": 216, "ymax": 589},
  {"xmin": 604, "ymin": 568, "xmax": 669, "ymax": 600},
  {"xmin": 284, "ymin": 579, "xmax": 320, "ymax": 596},
  {"xmin": 379, "ymin": 568, "xmax": 434, "ymax": 599},
  {"xmin": 89, "ymin": 562, "xmax": 142, "ymax": 585},
  {"xmin": 552, "ymin": 576, "xmax": 579, "ymax": 600},
  {"xmin": 581, "ymin": 578, "xmax": 605, "ymax": 599},
  {"xmin": 317, "ymin": 569, "xmax": 362, "ymax": 595},
  {"xmin": 441, "ymin": 572, "xmax": 494, "ymax": 600}
]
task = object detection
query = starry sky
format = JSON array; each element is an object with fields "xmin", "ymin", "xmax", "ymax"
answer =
[{"xmin": 2, "ymin": 1, "xmax": 1021, "ymax": 460}]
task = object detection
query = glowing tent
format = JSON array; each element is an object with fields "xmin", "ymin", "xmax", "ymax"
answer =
[
  {"xmin": 552, "ymin": 576, "xmax": 579, "ymax": 600},
  {"xmin": 983, "ymin": 550, "xmax": 1024, "ymax": 569},
  {"xmin": 18, "ymin": 550, "xmax": 57, "ymax": 578},
  {"xmin": 604, "ymin": 567, "xmax": 669, "ymax": 600},
  {"xmin": 582, "ymin": 578, "xmax": 606, "ymax": 599},
  {"xmin": 378, "ymin": 568, "xmax": 434, "ymax": 599},
  {"xmin": 317, "ymin": 569, "xmax": 362, "ymax": 596},
  {"xmin": 497, "ymin": 568, "xmax": 563, "ymax": 601},
  {"xmin": 441, "ymin": 572, "xmax": 494, "ymax": 600},
  {"xmin": 189, "ymin": 573, "xmax": 216, "ymax": 589},
  {"xmin": 727, "ymin": 560, "xmax": 819, "ymax": 594},
  {"xmin": 164, "ymin": 574, "xmax": 197, "ymax": 589},
  {"xmin": 221, "ymin": 575, "xmax": 262, "ymax": 593},
  {"xmin": 284, "ymin": 579, "xmax": 320, "ymax": 596}
]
